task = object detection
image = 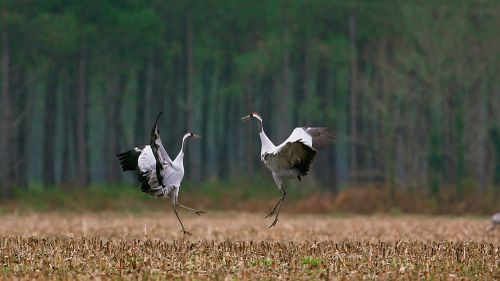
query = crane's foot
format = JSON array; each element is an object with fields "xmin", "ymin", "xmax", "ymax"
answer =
[
  {"xmin": 195, "ymin": 210, "xmax": 206, "ymax": 216},
  {"xmin": 268, "ymin": 217, "xmax": 279, "ymax": 228},
  {"xmin": 265, "ymin": 209, "xmax": 276, "ymax": 219},
  {"xmin": 265, "ymin": 198, "xmax": 282, "ymax": 218},
  {"xmin": 180, "ymin": 229, "xmax": 192, "ymax": 236}
]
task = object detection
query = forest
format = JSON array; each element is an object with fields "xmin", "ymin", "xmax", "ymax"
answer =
[{"xmin": 1, "ymin": 1, "xmax": 499, "ymax": 204}]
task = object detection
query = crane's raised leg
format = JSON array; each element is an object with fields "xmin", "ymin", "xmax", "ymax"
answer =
[
  {"xmin": 266, "ymin": 186, "xmax": 286, "ymax": 228},
  {"xmin": 172, "ymin": 203, "xmax": 192, "ymax": 235}
]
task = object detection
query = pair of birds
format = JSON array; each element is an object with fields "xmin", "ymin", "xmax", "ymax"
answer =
[{"xmin": 117, "ymin": 112, "xmax": 336, "ymax": 235}]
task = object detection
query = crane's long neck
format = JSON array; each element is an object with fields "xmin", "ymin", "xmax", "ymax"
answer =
[
  {"xmin": 174, "ymin": 134, "xmax": 189, "ymax": 164},
  {"xmin": 256, "ymin": 119, "xmax": 275, "ymax": 154}
]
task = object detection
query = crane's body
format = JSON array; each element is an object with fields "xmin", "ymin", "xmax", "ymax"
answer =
[
  {"xmin": 133, "ymin": 144, "xmax": 183, "ymax": 198},
  {"xmin": 242, "ymin": 112, "xmax": 336, "ymax": 227},
  {"xmin": 117, "ymin": 112, "xmax": 203, "ymax": 235},
  {"xmin": 493, "ymin": 213, "xmax": 500, "ymax": 225},
  {"xmin": 259, "ymin": 128, "xmax": 318, "ymax": 186}
]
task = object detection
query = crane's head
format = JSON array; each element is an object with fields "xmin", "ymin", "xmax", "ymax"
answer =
[
  {"xmin": 241, "ymin": 112, "xmax": 262, "ymax": 123},
  {"xmin": 184, "ymin": 131, "xmax": 201, "ymax": 140}
]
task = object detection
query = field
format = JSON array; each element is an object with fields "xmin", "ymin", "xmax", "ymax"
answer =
[{"xmin": 0, "ymin": 212, "xmax": 499, "ymax": 280}]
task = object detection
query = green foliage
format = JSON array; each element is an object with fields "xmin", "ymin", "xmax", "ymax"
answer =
[
  {"xmin": 248, "ymin": 258, "xmax": 273, "ymax": 268},
  {"xmin": 1, "ymin": 0, "xmax": 498, "ymax": 201},
  {"xmin": 301, "ymin": 256, "xmax": 322, "ymax": 268}
]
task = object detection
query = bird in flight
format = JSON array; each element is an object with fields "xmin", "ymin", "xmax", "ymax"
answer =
[
  {"xmin": 117, "ymin": 112, "xmax": 204, "ymax": 235},
  {"xmin": 242, "ymin": 112, "xmax": 336, "ymax": 228}
]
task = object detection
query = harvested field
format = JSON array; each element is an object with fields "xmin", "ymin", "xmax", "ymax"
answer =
[
  {"xmin": 0, "ymin": 212, "xmax": 499, "ymax": 280},
  {"xmin": 0, "ymin": 212, "xmax": 498, "ymax": 242}
]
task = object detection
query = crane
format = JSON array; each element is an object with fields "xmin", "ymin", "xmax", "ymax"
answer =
[
  {"xmin": 488, "ymin": 212, "xmax": 500, "ymax": 231},
  {"xmin": 241, "ymin": 112, "xmax": 336, "ymax": 227},
  {"xmin": 117, "ymin": 112, "xmax": 204, "ymax": 235}
]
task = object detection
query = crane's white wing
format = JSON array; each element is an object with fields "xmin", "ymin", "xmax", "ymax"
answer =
[
  {"xmin": 302, "ymin": 127, "xmax": 336, "ymax": 150},
  {"xmin": 277, "ymin": 127, "xmax": 314, "ymax": 149}
]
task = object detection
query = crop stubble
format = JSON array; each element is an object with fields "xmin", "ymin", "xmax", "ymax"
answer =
[{"xmin": 0, "ymin": 212, "xmax": 499, "ymax": 280}]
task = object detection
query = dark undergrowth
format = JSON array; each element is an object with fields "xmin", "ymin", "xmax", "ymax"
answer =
[{"xmin": 0, "ymin": 176, "xmax": 498, "ymax": 215}]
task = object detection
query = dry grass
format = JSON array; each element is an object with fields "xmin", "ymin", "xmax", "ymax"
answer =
[{"xmin": 0, "ymin": 212, "xmax": 499, "ymax": 280}]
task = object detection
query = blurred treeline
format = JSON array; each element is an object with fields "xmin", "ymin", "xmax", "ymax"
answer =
[{"xmin": 1, "ymin": 1, "xmax": 499, "ymax": 200}]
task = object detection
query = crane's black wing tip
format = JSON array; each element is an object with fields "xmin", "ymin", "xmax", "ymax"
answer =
[{"xmin": 117, "ymin": 149, "xmax": 141, "ymax": 171}]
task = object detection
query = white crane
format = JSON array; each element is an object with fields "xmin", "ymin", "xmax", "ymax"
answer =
[
  {"xmin": 117, "ymin": 112, "xmax": 204, "ymax": 235},
  {"xmin": 488, "ymin": 212, "xmax": 500, "ymax": 231},
  {"xmin": 241, "ymin": 112, "xmax": 336, "ymax": 227}
]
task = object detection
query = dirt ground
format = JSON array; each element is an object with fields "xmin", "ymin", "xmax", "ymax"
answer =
[{"xmin": 0, "ymin": 212, "xmax": 498, "ymax": 243}]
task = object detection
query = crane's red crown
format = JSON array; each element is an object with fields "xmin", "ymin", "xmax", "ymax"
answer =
[
  {"xmin": 185, "ymin": 131, "xmax": 200, "ymax": 139},
  {"xmin": 250, "ymin": 112, "xmax": 262, "ymax": 121}
]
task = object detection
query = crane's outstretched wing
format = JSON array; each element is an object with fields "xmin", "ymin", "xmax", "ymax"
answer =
[
  {"xmin": 117, "ymin": 112, "xmax": 174, "ymax": 197},
  {"xmin": 117, "ymin": 144, "xmax": 173, "ymax": 197},
  {"xmin": 265, "ymin": 128, "xmax": 316, "ymax": 176},
  {"xmin": 268, "ymin": 127, "xmax": 335, "ymax": 176},
  {"xmin": 269, "ymin": 141, "xmax": 317, "ymax": 176},
  {"xmin": 117, "ymin": 145, "xmax": 167, "ymax": 196},
  {"xmin": 302, "ymin": 127, "xmax": 337, "ymax": 150},
  {"xmin": 151, "ymin": 112, "xmax": 173, "ymax": 163},
  {"xmin": 136, "ymin": 145, "xmax": 166, "ymax": 195},
  {"xmin": 150, "ymin": 112, "xmax": 173, "ymax": 187}
]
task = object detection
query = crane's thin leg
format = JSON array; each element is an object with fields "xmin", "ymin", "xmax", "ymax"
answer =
[
  {"xmin": 173, "ymin": 205, "xmax": 192, "ymax": 236},
  {"xmin": 265, "ymin": 196, "xmax": 283, "ymax": 218},
  {"xmin": 268, "ymin": 187, "xmax": 286, "ymax": 228},
  {"xmin": 177, "ymin": 203, "xmax": 206, "ymax": 216}
]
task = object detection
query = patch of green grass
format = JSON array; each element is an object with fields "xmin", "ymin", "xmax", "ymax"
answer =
[
  {"xmin": 249, "ymin": 258, "xmax": 274, "ymax": 268},
  {"xmin": 249, "ymin": 260, "xmax": 258, "ymax": 267},
  {"xmin": 301, "ymin": 256, "xmax": 322, "ymax": 268},
  {"xmin": 261, "ymin": 258, "xmax": 273, "ymax": 268}
]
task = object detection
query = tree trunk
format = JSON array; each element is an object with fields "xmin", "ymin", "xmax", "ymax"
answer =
[
  {"xmin": 76, "ymin": 47, "xmax": 89, "ymax": 187},
  {"xmin": 186, "ymin": 11, "xmax": 200, "ymax": 181},
  {"xmin": 276, "ymin": 30, "xmax": 292, "ymax": 141},
  {"xmin": 244, "ymin": 78, "xmax": 255, "ymax": 178},
  {"xmin": 490, "ymin": 127, "xmax": 500, "ymax": 187},
  {"xmin": 134, "ymin": 66, "xmax": 146, "ymax": 145},
  {"xmin": 349, "ymin": 10, "xmax": 358, "ymax": 185},
  {"xmin": 199, "ymin": 70, "xmax": 210, "ymax": 179},
  {"xmin": 12, "ymin": 66, "xmax": 29, "ymax": 188},
  {"xmin": 105, "ymin": 73, "xmax": 126, "ymax": 184},
  {"xmin": 206, "ymin": 67, "xmax": 220, "ymax": 179},
  {"xmin": 455, "ymin": 90, "xmax": 465, "ymax": 198},
  {"xmin": 43, "ymin": 67, "xmax": 58, "ymax": 187},
  {"xmin": 61, "ymin": 68, "xmax": 72, "ymax": 184},
  {"xmin": 1, "ymin": 7, "xmax": 12, "ymax": 197}
]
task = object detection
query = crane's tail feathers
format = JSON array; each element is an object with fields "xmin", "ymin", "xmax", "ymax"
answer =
[{"xmin": 117, "ymin": 149, "xmax": 141, "ymax": 171}]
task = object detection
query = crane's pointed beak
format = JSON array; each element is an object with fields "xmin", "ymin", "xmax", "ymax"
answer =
[
  {"xmin": 192, "ymin": 134, "xmax": 201, "ymax": 139},
  {"xmin": 241, "ymin": 115, "xmax": 251, "ymax": 122}
]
